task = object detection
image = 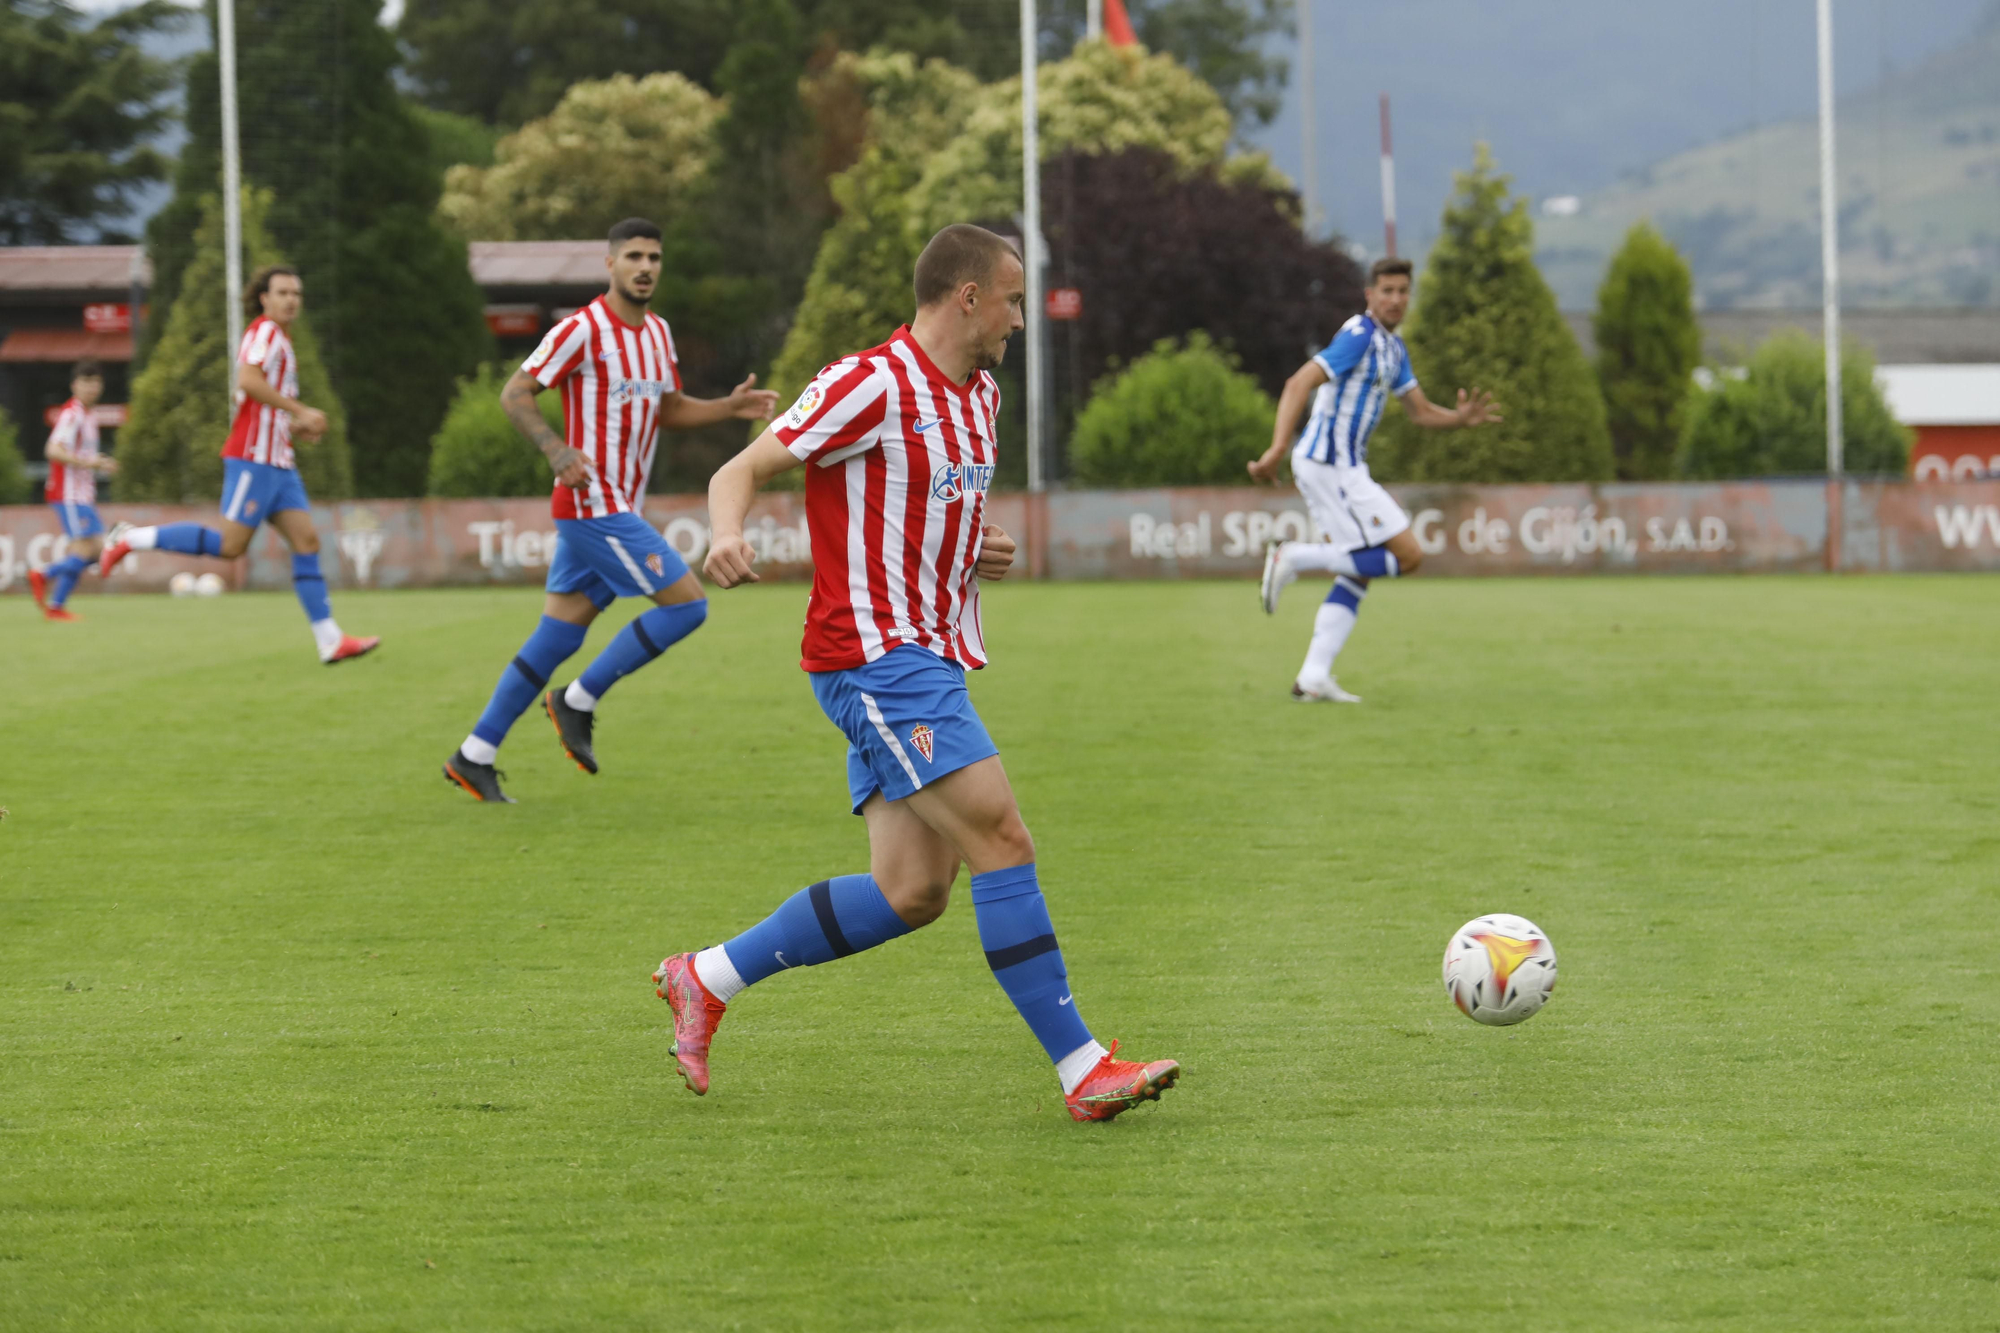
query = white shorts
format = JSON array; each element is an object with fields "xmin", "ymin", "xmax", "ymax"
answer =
[{"xmin": 1291, "ymin": 450, "xmax": 1410, "ymax": 551}]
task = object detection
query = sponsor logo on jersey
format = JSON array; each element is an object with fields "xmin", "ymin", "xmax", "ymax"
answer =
[
  {"xmin": 929, "ymin": 461, "xmax": 994, "ymax": 503},
  {"xmin": 608, "ymin": 377, "xmax": 669, "ymax": 405},
  {"xmin": 908, "ymin": 723, "xmax": 935, "ymax": 762},
  {"xmin": 785, "ymin": 383, "xmax": 823, "ymax": 429},
  {"xmin": 645, "ymin": 552, "xmax": 665, "ymax": 576}
]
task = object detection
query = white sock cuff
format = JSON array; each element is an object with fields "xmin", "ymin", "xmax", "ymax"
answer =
[
  {"xmin": 311, "ymin": 618, "xmax": 343, "ymax": 656},
  {"xmin": 693, "ymin": 945, "xmax": 745, "ymax": 1004},
  {"xmin": 127, "ymin": 526, "xmax": 159, "ymax": 550},
  {"xmin": 1056, "ymin": 1038, "xmax": 1110, "ymax": 1096},
  {"xmin": 564, "ymin": 679, "xmax": 598, "ymax": 712},
  {"xmin": 460, "ymin": 735, "xmax": 498, "ymax": 766}
]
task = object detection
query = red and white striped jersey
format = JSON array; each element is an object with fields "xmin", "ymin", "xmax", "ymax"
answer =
[
  {"xmin": 775, "ymin": 326, "xmax": 1000, "ymax": 673},
  {"xmin": 520, "ymin": 295, "xmax": 681, "ymax": 520},
  {"xmin": 222, "ymin": 316, "xmax": 299, "ymax": 469},
  {"xmin": 44, "ymin": 398, "xmax": 100, "ymax": 505}
]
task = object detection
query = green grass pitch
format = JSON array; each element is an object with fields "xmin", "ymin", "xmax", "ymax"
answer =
[{"xmin": 3, "ymin": 575, "xmax": 1998, "ymax": 1330}]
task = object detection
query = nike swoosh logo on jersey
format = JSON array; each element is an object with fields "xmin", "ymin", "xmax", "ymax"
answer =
[{"xmin": 913, "ymin": 419, "xmax": 942, "ymax": 433}]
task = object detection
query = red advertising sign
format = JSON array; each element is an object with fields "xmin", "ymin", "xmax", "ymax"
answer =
[
  {"xmin": 82, "ymin": 303, "xmax": 132, "ymax": 333},
  {"xmin": 483, "ymin": 304, "xmax": 544, "ymax": 338},
  {"xmin": 1045, "ymin": 288, "xmax": 1083, "ymax": 321}
]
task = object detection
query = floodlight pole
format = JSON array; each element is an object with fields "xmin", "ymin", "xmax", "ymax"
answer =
[
  {"xmin": 1815, "ymin": 0, "xmax": 1844, "ymax": 569},
  {"xmin": 1297, "ymin": 0, "xmax": 1318, "ymax": 236},
  {"xmin": 1022, "ymin": 0, "xmax": 1046, "ymax": 500},
  {"xmin": 1379, "ymin": 94, "xmax": 1398, "ymax": 257},
  {"xmin": 1087, "ymin": 0, "xmax": 1102, "ymax": 39},
  {"xmin": 218, "ymin": 0, "xmax": 244, "ymax": 399}
]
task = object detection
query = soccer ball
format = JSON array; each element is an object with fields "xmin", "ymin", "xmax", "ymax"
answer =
[
  {"xmin": 194, "ymin": 573, "xmax": 225, "ymax": 597},
  {"xmin": 1442, "ymin": 914, "xmax": 1557, "ymax": 1026},
  {"xmin": 169, "ymin": 572, "xmax": 197, "ymax": 597}
]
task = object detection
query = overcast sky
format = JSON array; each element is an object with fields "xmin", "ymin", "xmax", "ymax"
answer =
[{"xmin": 1247, "ymin": 0, "xmax": 1994, "ymax": 256}]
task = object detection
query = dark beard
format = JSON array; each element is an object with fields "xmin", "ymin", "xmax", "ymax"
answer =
[
  {"xmin": 614, "ymin": 280, "xmax": 654, "ymax": 308},
  {"xmin": 971, "ymin": 340, "xmax": 1007, "ymax": 371}
]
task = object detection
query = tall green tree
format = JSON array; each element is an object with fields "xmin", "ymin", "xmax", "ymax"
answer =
[
  {"xmin": 147, "ymin": 0, "xmax": 491, "ymax": 497},
  {"xmin": 1677, "ymin": 332, "xmax": 1909, "ymax": 479},
  {"xmin": 1372, "ymin": 145, "xmax": 1612, "ymax": 484},
  {"xmin": 0, "ymin": 404, "xmax": 27, "ymax": 505},
  {"xmin": 1595, "ymin": 221, "xmax": 1699, "ymax": 481},
  {"xmin": 0, "ymin": 0, "xmax": 187, "ymax": 242},
  {"xmin": 122, "ymin": 189, "xmax": 352, "ymax": 505}
]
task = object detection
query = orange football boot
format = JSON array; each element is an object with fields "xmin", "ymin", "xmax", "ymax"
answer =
[
  {"xmin": 1064, "ymin": 1040, "xmax": 1181, "ymax": 1122},
  {"xmin": 323, "ymin": 634, "xmax": 380, "ymax": 664},
  {"xmin": 27, "ymin": 568, "xmax": 50, "ymax": 610},
  {"xmin": 654, "ymin": 952, "xmax": 727, "ymax": 1095}
]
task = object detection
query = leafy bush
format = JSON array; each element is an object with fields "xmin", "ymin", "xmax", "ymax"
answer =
[
  {"xmin": 1677, "ymin": 332, "xmax": 1910, "ymax": 478},
  {"xmin": 1595, "ymin": 221, "xmax": 1700, "ymax": 481},
  {"xmin": 0, "ymin": 406, "xmax": 28, "ymax": 505},
  {"xmin": 426, "ymin": 364, "xmax": 564, "ymax": 498},
  {"xmin": 1068, "ymin": 332, "xmax": 1274, "ymax": 487}
]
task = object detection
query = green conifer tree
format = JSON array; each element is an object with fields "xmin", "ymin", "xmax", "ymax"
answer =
[
  {"xmin": 145, "ymin": 0, "xmax": 489, "ymax": 497},
  {"xmin": 1594, "ymin": 222, "xmax": 1700, "ymax": 480},
  {"xmin": 120, "ymin": 189, "xmax": 351, "ymax": 504},
  {"xmin": 1372, "ymin": 145, "xmax": 1612, "ymax": 484},
  {"xmin": 0, "ymin": 405, "xmax": 28, "ymax": 505}
]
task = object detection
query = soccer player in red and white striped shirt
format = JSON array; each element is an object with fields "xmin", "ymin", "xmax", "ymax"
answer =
[
  {"xmin": 442, "ymin": 217, "xmax": 776, "ymax": 802},
  {"xmin": 652, "ymin": 225, "xmax": 1181, "ymax": 1122},
  {"xmin": 28, "ymin": 360, "xmax": 117, "ymax": 620},
  {"xmin": 99, "ymin": 266, "xmax": 377, "ymax": 663}
]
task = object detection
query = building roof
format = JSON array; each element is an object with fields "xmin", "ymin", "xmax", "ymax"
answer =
[
  {"xmin": 467, "ymin": 241, "xmax": 607, "ymax": 289},
  {"xmin": 0, "ymin": 246, "xmax": 149, "ymax": 294},
  {"xmin": 1877, "ymin": 364, "xmax": 2000, "ymax": 425}
]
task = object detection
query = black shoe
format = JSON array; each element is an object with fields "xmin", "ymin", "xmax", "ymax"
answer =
[
  {"xmin": 544, "ymin": 687, "xmax": 598, "ymax": 774},
  {"xmin": 443, "ymin": 749, "xmax": 515, "ymax": 803}
]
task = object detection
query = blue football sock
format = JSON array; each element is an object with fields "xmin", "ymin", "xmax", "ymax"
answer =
[
  {"xmin": 472, "ymin": 615, "xmax": 589, "ymax": 747},
  {"xmin": 970, "ymin": 863, "xmax": 1094, "ymax": 1063},
  {"xmin": 154, "ymin": 523, "xmax": 225, "ymax": 558},
  {"xmin": 291, "ymin": 552, "xmax": 331, "ymax": 623},
  {"xmin": 575, "ymin": 599, "xmax": 707, "ymax": 702},
  {"xmin": 721, "ymin": 874, "xmax": 914, "ymax": 987},
  {"xmin": 47, "ymin": 554, "xmax": 89, "ymax": 608},
  {"xmin": 1347, "ymin": 545, "xmax": 1399, "ymax": 579}
]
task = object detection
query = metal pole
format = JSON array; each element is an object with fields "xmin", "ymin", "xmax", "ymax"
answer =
[
  {"xmin": 1087, "ymin": 0, "xmax": 1102, "ymax": 40},
  {"xmin": 1815, "ymin": 0, "xmax": 1843, "ymax": 481},
  {"xmin": 1379, "ymin": 94, "xmax": 1398, "ymax": 257},
  {"xmin": 218, "ymin": 0, "xmax": 244, "ymax": 399},
  {"xmin": 1022, "ymin": 0, "xmax": 1045, "ymax": 497},
  {"xmin": 1297, "ymin": 0, "xmax": 1318, "ymax": 236},
  {"xmin": 1815, "ymin": 0, "xmax": 1843, "ymax": 570}
]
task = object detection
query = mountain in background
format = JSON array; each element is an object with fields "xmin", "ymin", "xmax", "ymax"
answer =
[{"xmin": 1536, "ymin": 4, "xmax": 2000, "ymax": 309}]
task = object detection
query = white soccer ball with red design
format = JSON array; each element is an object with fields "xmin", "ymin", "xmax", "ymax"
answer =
[{"xmin": 1442, "ymin": 914, "xmax": 1557, "ymax": 1026}]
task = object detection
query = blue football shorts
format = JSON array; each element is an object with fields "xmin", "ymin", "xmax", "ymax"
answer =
[
  {"xmin": 810, "ymin": 643, "xmax": 999, "ymax": 814},
  {"xmin": 547, "ymin": 512, "xmax": 691, "ymax": 605},
  {"xmin": 55, "ymin": 501, "xmax": 104, "ymax": 539},
  {"xmin": 221, "ymin": 458, "xmax": 311, "ymax": 527}
]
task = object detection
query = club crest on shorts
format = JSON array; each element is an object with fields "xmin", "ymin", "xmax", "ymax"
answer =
[
  {"xmin": 244, "ymin": 500, "xmax": 258, "ymax": 515},
  {"xmin": 646, "ymin": 552, "xmax": 665, "ymax": 577},
  {"xmin": 908, "ymin": 724, "xmax": 935, "ymax": 762}
]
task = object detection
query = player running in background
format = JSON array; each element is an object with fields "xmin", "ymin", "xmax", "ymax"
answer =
[
  {"xmin": 653, "ymin": 224, "xmax": 1181, "ymax": 1123},
  {"xmin": 29, "ymin": 360, "xmax": 117, "ymax": 621},
  {"xmin": 441, "ymin": 217, "xmax": 775, "ymax": 803},
  {"xmin": 98, "ymin": 266, "xmax": 377, "ymax": 664},
  {"xmin": 1248, "ymin": 257, "xmax": 1500, "ymax": 701}
]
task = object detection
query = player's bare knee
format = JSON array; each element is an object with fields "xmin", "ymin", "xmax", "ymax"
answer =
[
  {"xmin": 219, "ymin": 532, "xmax": 251, "ymax": 559},
  {"xmin": 289, "ymin": 531, "xmax": 320, "ymax": 555},
  {"xmin": 881, "ymin": 871, "xmax": 953, "ymax": 927},
  {"xmin": 1400, "ymin": 546, "xmax": 1424, "ymax": 575},
  {"xmin": 987, "ymin": 813, "xmax": 1036, "ymax": 868}
]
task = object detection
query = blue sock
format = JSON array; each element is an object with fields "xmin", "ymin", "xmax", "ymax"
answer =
[
  {"xmin": 970, "ymin": 863, "xmax": 1094, "ymax": 1063},
  {"xmin": 575, "ymin": 600, "xmax": 707, "ymax": 702},
  {"xmin": 721, "ymin": 874, "xmax": 914, "ymax": 986},
  {"xmin": 1348, "ymin": 546, "xmax": 1399, "ymax": 579},
  {"xmin": 1326, "ymin": 574, "xmax": 1366, "ymax": 610},
  {"xmin": 154, "ymin": 523, "xmax": 224, "ymax": 558},
  {"xmin": 472, "ymin": 616, "xmax": 589, "ymax": 747},
  {"xmin": 291, "ymin": 552, "xmax": 331, "ymax": 623},
  {"xmin": 47, "ymin": 554, "xmax": 89, "ymax": 608}
]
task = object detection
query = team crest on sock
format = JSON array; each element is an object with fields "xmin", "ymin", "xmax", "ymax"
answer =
[
  {"xmin": 646, "ymin": 552, "xmax": 665, "ymax": 576},
  {"xmin": 909, "ymin": 723, "xmax": 935, "ymax": 762}
]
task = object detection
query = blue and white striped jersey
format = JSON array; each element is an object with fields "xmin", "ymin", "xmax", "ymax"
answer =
[{"xmin": 1294, "ymin": 314, "xmax": 1418, "ymax": 469}]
